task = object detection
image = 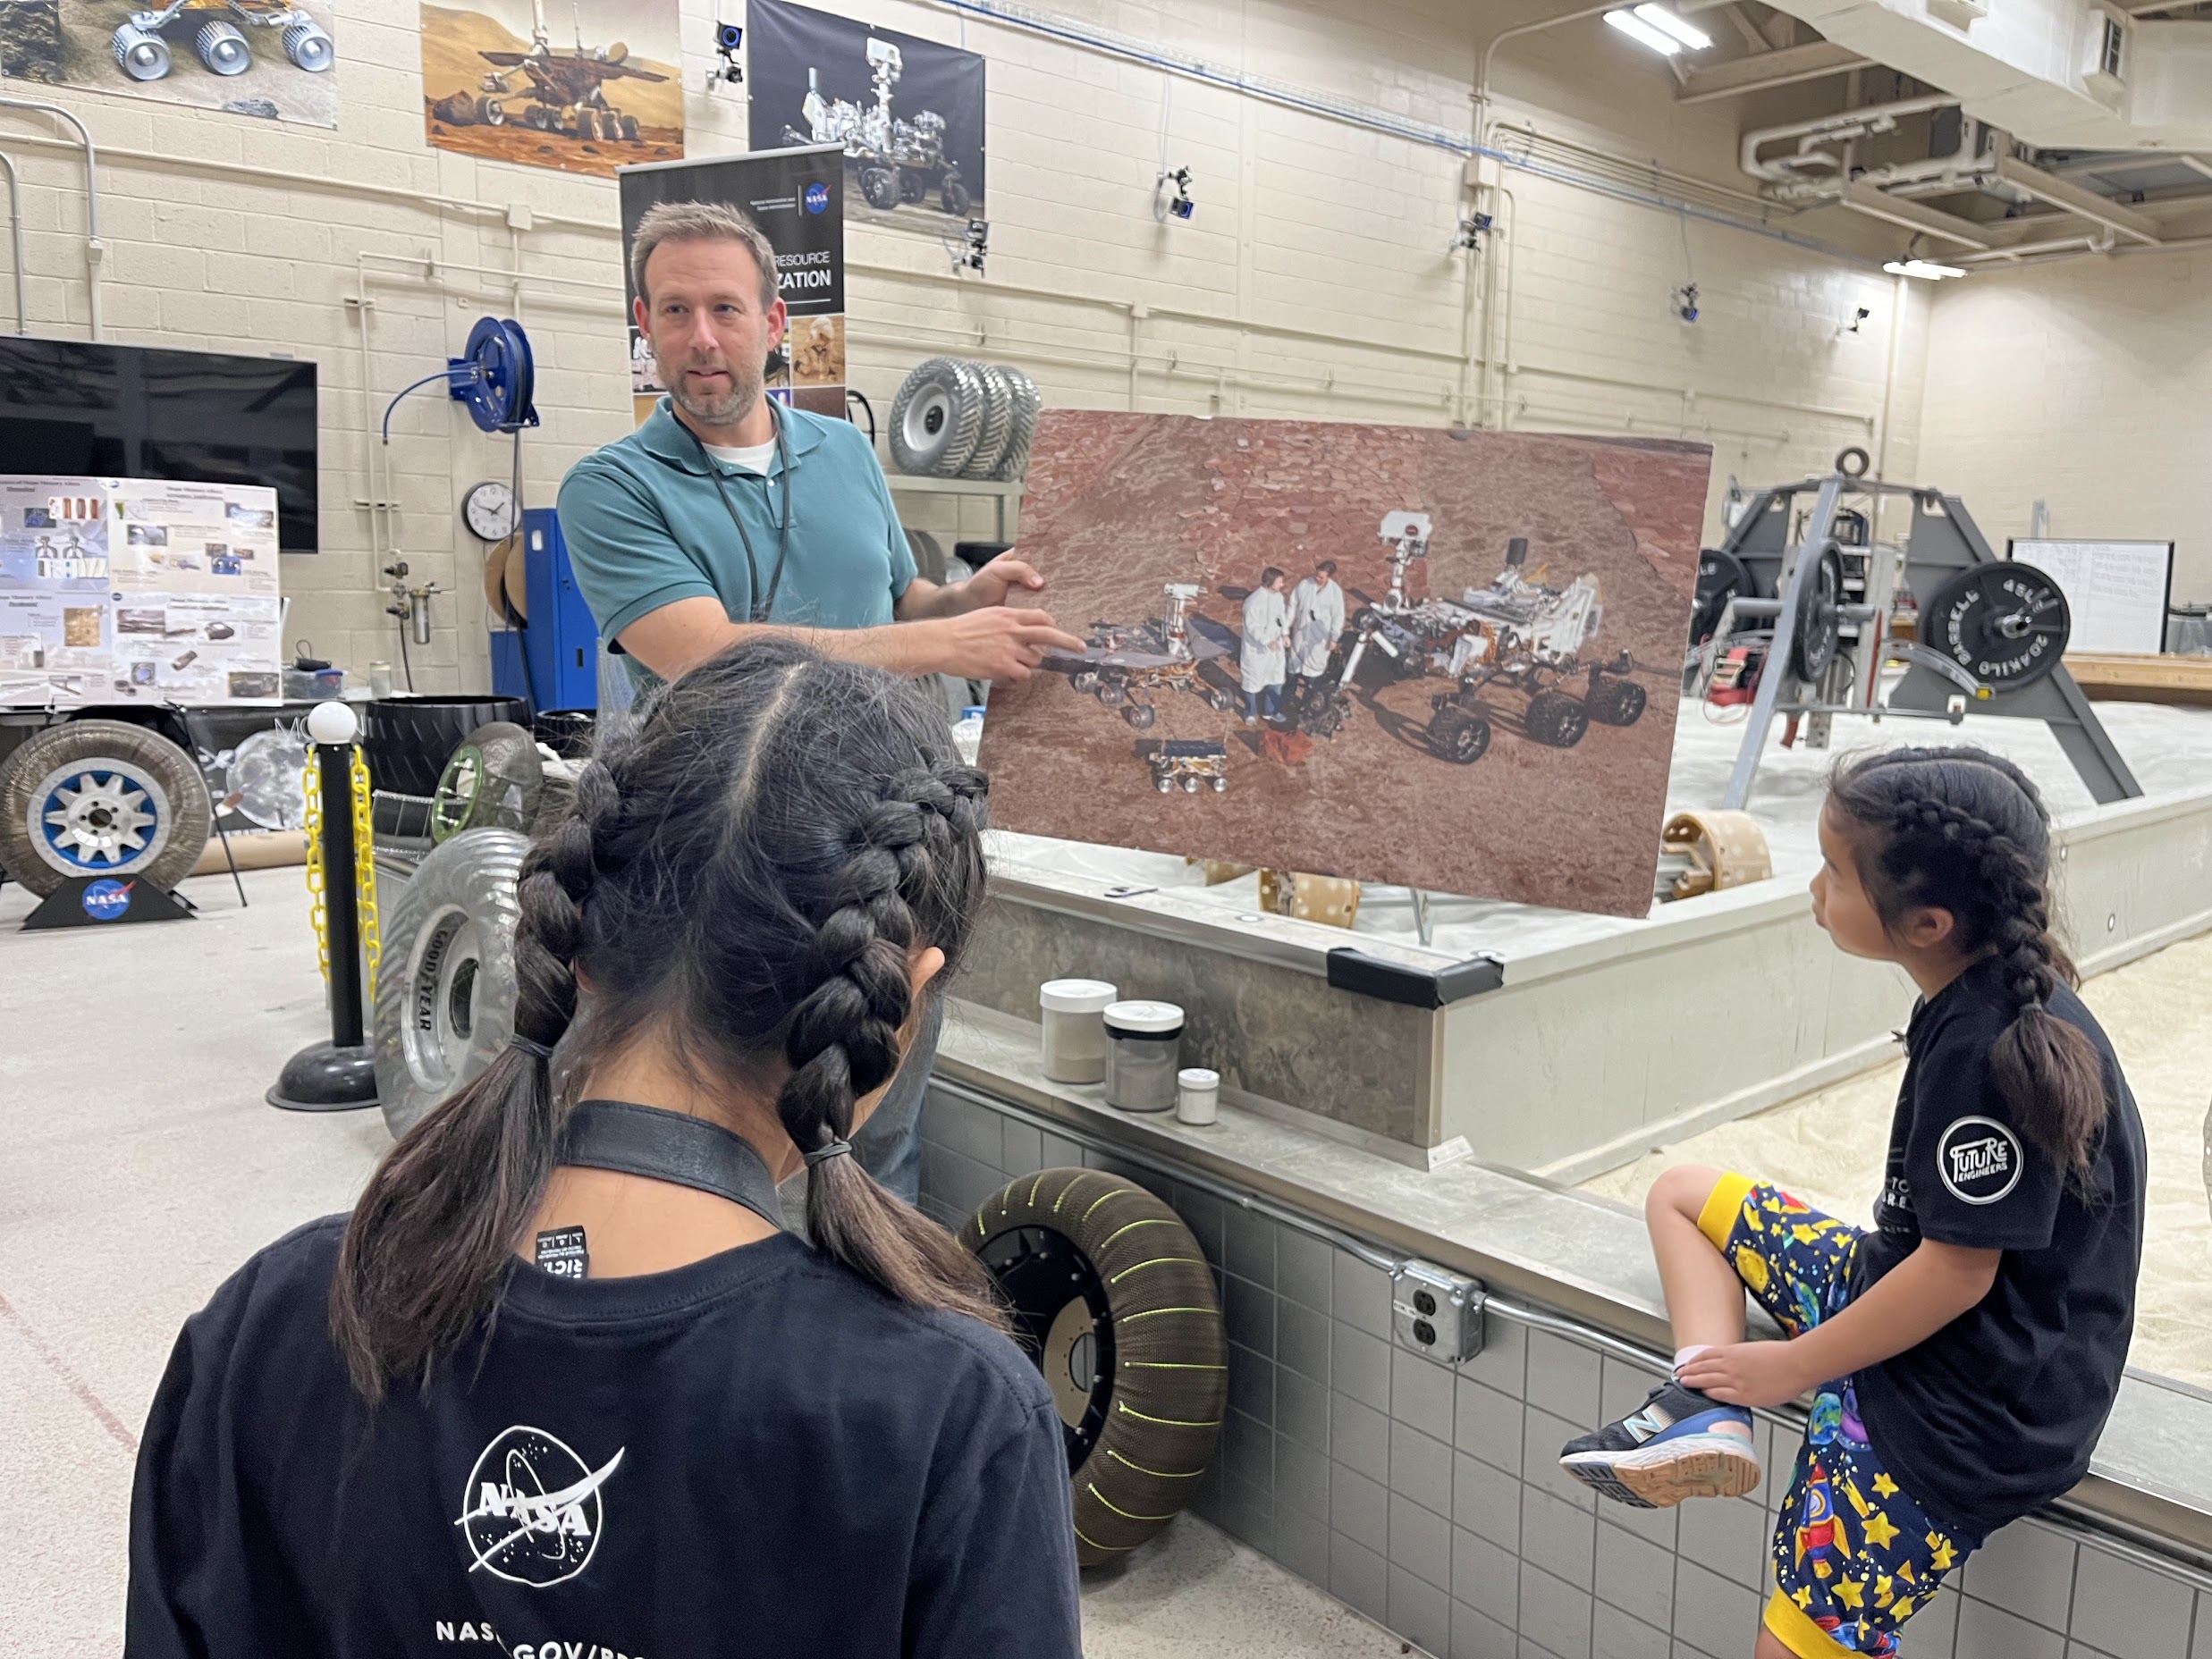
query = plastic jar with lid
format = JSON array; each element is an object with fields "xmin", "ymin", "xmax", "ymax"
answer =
[
  {"xmin": 1039, "ymin": 979, "xmax": 1119, "ymax": 1083},
  {"xmin": 1102, "ymin": 1000, "xmax": 1185, "ymax": 1113}
]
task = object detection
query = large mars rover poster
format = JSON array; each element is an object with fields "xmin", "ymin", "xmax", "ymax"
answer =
[
  {"xmin": 747, "ymin": 0, "xmax": 985, "ymax": 234},
  {"xmin": 421, "ymin": 0, "xmax": 682, "ymax": 178},
  {"xmin": 1, "ymin": 0, "xmax": 337, "ymax": 126},
  {"xmin": 976, "ymin": 414, "xmax": 1710, "ymax": 917}
]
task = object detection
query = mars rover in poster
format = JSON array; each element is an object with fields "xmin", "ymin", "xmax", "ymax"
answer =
[{"xmin": 977, "ymin": 412, "xmax": 1708, "ymax": 916}]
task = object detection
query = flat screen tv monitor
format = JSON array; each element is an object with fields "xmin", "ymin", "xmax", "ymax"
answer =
[{"xmin": 0, "ymin": 338, "xmax": 318, "ymax": 554}]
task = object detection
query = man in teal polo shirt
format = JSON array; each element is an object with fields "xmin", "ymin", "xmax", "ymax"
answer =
[
  {"xmin": 561, "ymin": 199, "xmax": 1079, "ymax": 691},
  {"xmin": 560, "ymin": 200, "xmax": 1080, "ymax": 1200}
]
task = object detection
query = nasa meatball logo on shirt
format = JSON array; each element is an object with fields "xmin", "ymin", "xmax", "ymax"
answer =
[
  {"xmin": 1935, "ymin": 1115, "xmax": 2025, "ymax": 1205},
  {"xmin": 456, "ymin": 1426, "xmax": 626, "ymax": 1587}
]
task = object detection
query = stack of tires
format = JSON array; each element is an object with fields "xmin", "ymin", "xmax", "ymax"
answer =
[{"xmin": 889, "ymin": 358, "xmax": 1041, "ymax": 482}]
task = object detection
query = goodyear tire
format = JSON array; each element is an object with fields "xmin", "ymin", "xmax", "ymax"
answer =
[
  {"xmin": 372, "ymin": 829, "xmax": 528, "ymax": 1140},
  {"xmin": 993, "ymin": 366, "xmax": 1042, "ymax": 481},
  {"xmin": 966, "ymin": 1167, "xmax": 1226, "ymax": 1566},
  {"xmin": 428, "ymin": 721, "xmax": 544, "ymax": 844},
  {"xmin": 890, "ymin": 358, "xmax": 987, "ymax": 477},
  {"xmin": 0, "ymin": 720, "xmax": 211, "ymax": 898}
]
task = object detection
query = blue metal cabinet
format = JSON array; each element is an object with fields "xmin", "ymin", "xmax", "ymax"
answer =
[{"xmin": 489, "ymin": 507, "xmax": 599, "ymax": 712}]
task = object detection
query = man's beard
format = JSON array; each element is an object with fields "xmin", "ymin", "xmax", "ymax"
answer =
[{"xmin": 660, "ymin": 350, "xmax": 762, "ymax": 429}]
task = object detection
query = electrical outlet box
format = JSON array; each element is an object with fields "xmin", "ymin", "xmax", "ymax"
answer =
[{"xmin": 1392, "ymin": 1261, "xmax": 1485, "ymax": 1363}]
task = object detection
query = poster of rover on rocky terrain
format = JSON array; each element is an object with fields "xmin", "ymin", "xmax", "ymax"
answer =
[
  {"xmin": 422, "ymin": 0, "xmax": 681, "ymax": 178},
  {"xmin": 746, "ymin": 0, "xmax": 984, "ymax": 234},
  {"xmin": 0, "ymin": 0, "xmax": 338, "ymax": 126},
  {"xmin": 976, "ymin": 413, "xmax": 1710, "ymax": 916}
]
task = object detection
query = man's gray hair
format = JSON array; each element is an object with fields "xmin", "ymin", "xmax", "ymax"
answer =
[{"xmin": 629, "ymin": 200, "xmax": 780, "ymax": 311}]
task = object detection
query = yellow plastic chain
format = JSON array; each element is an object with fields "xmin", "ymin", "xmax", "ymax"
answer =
[{"xmin": 300, "ymin": 743, "xmax": 380, "ymax": 1006}]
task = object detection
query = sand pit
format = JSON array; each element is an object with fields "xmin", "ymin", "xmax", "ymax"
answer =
[{"xmin": 1578, "ymin": 928, "xmax": 2212, "ymax": 1390}]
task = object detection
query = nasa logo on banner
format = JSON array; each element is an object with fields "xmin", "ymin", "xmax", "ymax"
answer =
[
  {"xmin": 803, "ymin": 180, "xmax": 831, "ymax": 214},
  {"xmin": 455, "ymin": 1426, "xmax": 626, "ymax": 1587},
  {"xmin": 1936, "ymin": 1115, "xmax": 2025, "ymax": 1206}
]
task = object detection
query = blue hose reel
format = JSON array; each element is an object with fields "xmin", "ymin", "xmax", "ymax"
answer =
[{"xmin": 380, "ymin": 315, "xmax": 540, "ymax": 442}]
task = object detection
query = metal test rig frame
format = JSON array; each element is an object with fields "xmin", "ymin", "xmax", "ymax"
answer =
[{"xmin": 1697, "ymin": 451, "xmax": 2139, "ymax": 811}]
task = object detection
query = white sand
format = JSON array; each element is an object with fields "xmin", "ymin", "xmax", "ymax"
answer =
[{"xmin": 1577, "ymin": 930, "xmax": 2212, "ymax": 1392}]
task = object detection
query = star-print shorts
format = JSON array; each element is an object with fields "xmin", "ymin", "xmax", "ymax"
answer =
[{"xmin": 1696, "ymin": 1174, "xmax": 1979, "ymax": 1659}]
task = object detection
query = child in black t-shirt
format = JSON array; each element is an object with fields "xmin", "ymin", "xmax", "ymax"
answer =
[
  {"xmin": 128, "ymin": 641, "xmax": 1082, "ymax": 1659},
  {"xmin": 1559, "ymin": 745, "xmax": 2145, "ymax": 1659}
]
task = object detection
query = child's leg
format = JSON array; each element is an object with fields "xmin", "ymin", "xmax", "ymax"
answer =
[{"xmin": 1647, "ymin": 1163, "xmax": 1752, "ymax": 1356}]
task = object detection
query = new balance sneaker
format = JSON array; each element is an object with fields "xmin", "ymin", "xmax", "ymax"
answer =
[{"xmin": 1558, "ymin": 1381, "xmax": 1760, "ymax": 1508}]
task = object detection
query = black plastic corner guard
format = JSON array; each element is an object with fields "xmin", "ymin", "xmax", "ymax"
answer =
[{"xmin": 1325, "ymin": 947, "xmax": 1504, "ymax": 1009}]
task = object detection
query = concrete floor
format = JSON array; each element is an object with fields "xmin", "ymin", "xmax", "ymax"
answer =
[{"xmin": 0, "ymin": 865, "xmax": 1405, "ymax": 1656}]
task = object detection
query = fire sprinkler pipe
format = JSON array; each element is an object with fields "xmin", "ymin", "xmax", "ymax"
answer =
[
  {"xmin": 0, "ymin": 97, "xmax": 101, "ymax": 340},
  {"xmin": 1740, "ymin": 94, "xmax": 1962, "ymax": 185}
]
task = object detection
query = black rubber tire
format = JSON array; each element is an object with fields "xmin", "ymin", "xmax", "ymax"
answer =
[
  {"xmin": 620, "ymin": 114, "xmax": 640, "ymax": 141},
  {"xmin": 1071, "ymin": 669, "xmax": 1100, "ymax": 695},
  {"xmin": 429, "ymin": 722, "xmax": 545, "ymax": 844},
  {"xmin": 965, "ymin": 1167, "xmax": 1225, "ymax": 1567},
  {"xmin": 1585, "ymin": 678, "xmax": 1648, "ymax": 728},
  {"xmin": 861, "ymin": 166, "xmax": 899, "ymax": 211},
  {"xmin": 1094, "ymin": 679, "xmax": 1127, "ymax": 708},
  {"xmin": 1525, "ymin": 691, "xmax": 1589, "ymax": 749},
  {"xmin": 1124, "ymin": 703, "xmax": 1157, "ymax": 731},
  {"xmin": 898, "ymin": 168, "xmax": 926, "ymax": 205},
  {"xmin": 1430, "ymin": 705, "xmax": 1492, "ymax": 764},
  {"xmin": 0, "ymin": 719, "xmax": 212, "ymax": 897},
  {"xmin": 1790, "ymin": 550, "xmax": 1845, "ymax": 684},
  {"xmin": 361, "ymin": 696, "xmax": 530, "ymax": 797},
  {"xmin": 941, "ymin": 176, "xmax": 973, "ymax": 218},
  {"xmin": 372, "ymin": 829, "xmax": 529, "ymax": 1139},
  {"xmin": 889, "ymin": 358, "xmax": 988, "ymax": 477},
  {"xmin": 961, "ymin": 366, "xmax": 1019, "ymax": 481}
]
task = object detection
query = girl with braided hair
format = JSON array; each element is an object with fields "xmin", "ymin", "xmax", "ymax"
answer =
[
  {"xmin": 127, "ymin": 640, "xmax": 1082, "ymax": 1659},
  {"xmin": 1561, "ymin": 745, "xmax": 2144, "ymax": 1659}
]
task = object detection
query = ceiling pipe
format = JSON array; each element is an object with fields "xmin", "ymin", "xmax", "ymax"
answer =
[{"xmin": 1740, "ymin": 95, "xmax": 1963, "ymax": 186}]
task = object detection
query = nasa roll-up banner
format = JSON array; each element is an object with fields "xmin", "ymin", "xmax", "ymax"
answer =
[{"xmin": 616, "ymin": 144, "xmax": 848, "ymax": 427}]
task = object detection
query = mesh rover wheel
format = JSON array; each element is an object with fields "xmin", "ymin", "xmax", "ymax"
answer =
[
  {"xmin": 428, "ymin": 721, "xmax": 545, "ymax": 844},
  {"xmin": 966, "ymin": 1167, "xmax": 1226, "ymax": 1566}
]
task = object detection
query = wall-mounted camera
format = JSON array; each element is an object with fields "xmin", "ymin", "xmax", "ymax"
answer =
[
  {"xmin": 959, "ymin": 218, "xmax": 989, "ymax": 274},
  {"xmin": 1154, "ymin": 165, "xmax": 1195, "ymax": 223},
  {"xmin": 711, "ymin": 20, "xmax": 744, "ymax": 86},
  {"xmin": 1673, "ymin": 282, "xmax": 1700, "ymax": 324},
  {"xmin": 1452, "ymin": 211, "xmax": 1494, "ymax": 253},
  {"xmin": 1837, "ymin": 304, "xmax": 1872, "ymax": 337}
]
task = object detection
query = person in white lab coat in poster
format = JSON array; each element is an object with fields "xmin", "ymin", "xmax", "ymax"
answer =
[
  {"xmin": 1286, "ymin": 559, "xmax": 1345, "ymax": 719},
  {"xmin": 1239, "ymin": 566, "xmax": 1290, "ymax": 726}
]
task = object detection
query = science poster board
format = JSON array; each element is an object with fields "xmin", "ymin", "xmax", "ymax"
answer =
[
  {"xmin": 421, "ymin": 0, "xmax": 682, "ymax": 179},
  {"xmin": 618, "ymin": 146, "xmax": 848, "ymax": 426},
  {"xmin": 3, "ymin": 2, "xmax": 338, "ymax": 127},
  {"xmin": 975, "ymin": 414, "xmax": 1710, "ymax": 918},
  {"xmin": 747, "ymin": 0, "xmax": 985, "ymax": 235},
  {"xmin": 0, "ymin": 476, "xmax": 283, "ymax": 707},
  {"xmin": 2007, "ymin": 539, "xmax": 2174, "ymax": 657}
]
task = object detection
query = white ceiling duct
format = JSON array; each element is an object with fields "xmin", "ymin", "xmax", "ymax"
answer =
[{"xmin": 1753, "ymin": 0, "xmax": 2212, "ymax": 148}]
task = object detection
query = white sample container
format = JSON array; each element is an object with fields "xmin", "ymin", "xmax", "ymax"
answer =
[
  {"xmin": 1039, "ymin": 979, "xmax": 1119, "ymax": 1084},
  {"xmin": 1102, "ymin": 1000, "xmax": 1186, "ymax": 1113},
  {"xmin": 1177, "ymin": 1067, "xmax": 1220, "ymax": 1126}
]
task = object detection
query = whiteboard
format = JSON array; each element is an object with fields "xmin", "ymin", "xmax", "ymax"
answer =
[{"xmin": 2006, "ymin": 539, "xmax": 2174, "ymax": 656}]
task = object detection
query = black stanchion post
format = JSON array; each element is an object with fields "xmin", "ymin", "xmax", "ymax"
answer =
[{"xmin": 268, "ymin": 702, "xmax": 380, "ymax": 1113}]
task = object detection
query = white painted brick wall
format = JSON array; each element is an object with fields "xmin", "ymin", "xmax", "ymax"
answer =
[
  {"xmin": 1, "ymin": 0, "xmax": 1925, "ymax": 692},
  {"xmin": 1917, "ymin": 251, "xmax": 2212, "ymax": 604}
]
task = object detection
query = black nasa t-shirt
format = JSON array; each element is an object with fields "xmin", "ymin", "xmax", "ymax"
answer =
[
  {"xmin": 1849, "ymin": 955, "xmax": 2146, "ymax": 1541},
  {"xmin": 127, "ymin": 1217, "xmax": 1081, "ymax": 1659}
]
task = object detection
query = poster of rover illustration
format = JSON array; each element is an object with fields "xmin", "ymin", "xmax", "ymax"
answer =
[
  {"xmin": 422, "ymin": 0, "xmax": 681, "ymax": 178},
  {"xmin": 619, "ymin": 146, "xmax": 848, "ymax": 427},
  {"xmin": 0, "ymin": 476, "xmax": 283, "ymax": 706},
  {"xmin": 747, "ymin": 0, "xmax": 985, "ymax": 235},
  {"xmin": 975, "ymin": 414, "xmax": 1710, "ymax": 917},
  {"xmin": 1, "ymin": 0, "xmax": 338, "ymax": 126}
]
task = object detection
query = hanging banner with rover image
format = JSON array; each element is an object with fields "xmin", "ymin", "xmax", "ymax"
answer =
[
  {"xmin": 618, "ymin": 145, "xmax": 848, "ymax": 427},
  {"xmin": 975, "ymin": 415, "xmax": 1710, "ymax": 917},
  {"xmin": 421, "ymin": 0, "xmax": 681, "ymax": 178},
  {"xmin": 0, "ymin": 0, "xmax": 337, "ymax": 127},
  {"xmin": 746, "ymin": 0, "xmax": 985, "ymax": 236}
]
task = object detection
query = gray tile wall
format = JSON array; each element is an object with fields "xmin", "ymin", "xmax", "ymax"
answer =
[{"xmin": 920, "ymin": 1087, "xmax": 2212, "ymax": 1659}]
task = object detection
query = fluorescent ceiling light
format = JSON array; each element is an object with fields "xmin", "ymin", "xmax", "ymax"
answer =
[
  {"xmin": 1633, "ymin": 4, "xmax": 1713, "ymax": 49},
  {"xmin": 1883, "ymin": 258, "xmax": 1968, "ymax": 279},
  {"xmin": 1604, "ymin": 9, "xmax": 1684, "ymax": 55}
]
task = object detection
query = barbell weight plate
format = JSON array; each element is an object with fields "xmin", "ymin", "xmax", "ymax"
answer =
[{"xmin": 1921, "ymin": 562, "xmax": 2072, "ymax": 692}]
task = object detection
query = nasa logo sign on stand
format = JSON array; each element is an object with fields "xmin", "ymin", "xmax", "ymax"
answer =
[
  {"xmin": 455, "ymin": 1426, "xmax": 626, "ymax": 1587},
  {"xmin": 80, "ymin": 878, "xmax": 134, "ymax": 921}
]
